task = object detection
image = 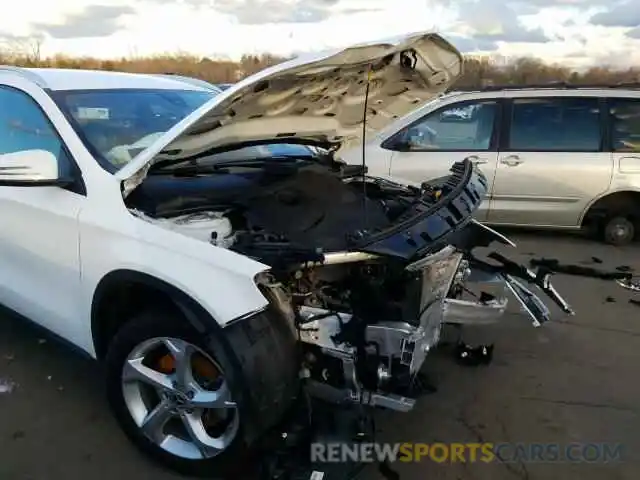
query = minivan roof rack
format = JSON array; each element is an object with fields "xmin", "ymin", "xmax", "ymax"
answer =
[{"xmin": 448, "ymin": 81, "xmax": 640, "ymax": 92}]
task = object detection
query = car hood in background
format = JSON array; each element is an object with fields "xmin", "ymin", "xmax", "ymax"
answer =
[{"xmin": 115, "ymin": 31, "xmax": 463, "ymax": 197}]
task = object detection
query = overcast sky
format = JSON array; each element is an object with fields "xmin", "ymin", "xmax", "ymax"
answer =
[{"xmin": 1, "ymin": 0, "xmax": 639, "ymax": 68}]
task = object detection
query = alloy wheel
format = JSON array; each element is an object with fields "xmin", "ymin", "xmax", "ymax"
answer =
[{"xmin": 121, "ymin": 337, "xmax": 239, "ymax": 460}]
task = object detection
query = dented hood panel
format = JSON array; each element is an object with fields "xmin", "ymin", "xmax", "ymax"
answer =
[{"xmin": 115, "ymin": 32, "xmax": 463, "ymax": 196}]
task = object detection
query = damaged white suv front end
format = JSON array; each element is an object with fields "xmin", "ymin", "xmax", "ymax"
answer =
[{"xmin": 25, "ymin": 31, "xmax": 574, "ymax": 477}]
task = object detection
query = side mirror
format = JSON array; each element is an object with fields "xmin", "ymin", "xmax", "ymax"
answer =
[{"xmin": 0, "ymin": 149, "xmax": 65, "ymax": 186}]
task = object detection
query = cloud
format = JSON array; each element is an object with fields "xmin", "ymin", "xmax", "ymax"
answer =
[
  {"xmin": 627, "ymin": 25, "xmax": 640, "ymax": 38},
  {"xmin": 33, "ymin": 5, "xmax": 135, "ymax": 39},
  {"xmin": 143, "ymin": 0, "xmax": 383, "ymax": 18},
  {"xmin": 517, "ymin": 0, "xmax": 605, "ymax": 8},
  {"xmin": 2, "ymin": 0, "xmax": 639, "ymax": 68},
  {"xmin": 474, "ymin": 26, "xmax": 548, "ymax": 44},
  {"xmin": 0, "ymin": 30, "xmax": 23, "ymax": 42},
  {"xmin": 590, "ymin": 1, "xmax": 640, "ymax": 27},
  {"xmin": 213, "ymin": 0, "xmax": 343, "ymax": 24},
  {"xmin": 448, "ymin": 35, "xmax": 498, "ymax": 52},
  {"xmin": 452, "ymin": 0, "xmax": 550, "ymax": 43}
]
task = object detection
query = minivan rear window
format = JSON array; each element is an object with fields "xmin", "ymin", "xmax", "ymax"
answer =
[
  {"xmin": 508, "ymin": 98, "xmax": 601, "ymax": 152},
  {"xmin": 609, "ymin": 99, "xmax": 640, "ymax": 152}
]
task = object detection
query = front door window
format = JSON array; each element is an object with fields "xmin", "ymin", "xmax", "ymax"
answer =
[{"xmin": 392, "ymin": 100, "xmax": 499, "ymax": 152}]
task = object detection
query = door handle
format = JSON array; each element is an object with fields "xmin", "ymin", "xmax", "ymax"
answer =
[
  {"xmin": 466, "ymin": 155, "xmax": 488, "ymax": 165},
  {"xmin": 500, "ymin": 155, "xmax": 523, "ymax": 167}
]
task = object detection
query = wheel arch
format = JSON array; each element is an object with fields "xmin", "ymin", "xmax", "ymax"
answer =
[
  {"xmin": 91, "ymin": 269, "xmax": 216, "ymax": 360},
  {"xmin": 580, "ymin": 189, "xmax": 640, "ymax": 227}
]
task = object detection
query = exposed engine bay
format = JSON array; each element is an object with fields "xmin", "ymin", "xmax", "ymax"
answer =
[
  {"xmin": 128, "ymin": 156, "xmax": 574, "ymax": 416},
  {"xmin": 126, "ymin": 153, "xmax": 443, "ymax": 263}
]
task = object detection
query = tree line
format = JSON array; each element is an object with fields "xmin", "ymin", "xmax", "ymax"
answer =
[{"xmin": 1, "ymin": 45, "xmax": 638, "ymax": 88}]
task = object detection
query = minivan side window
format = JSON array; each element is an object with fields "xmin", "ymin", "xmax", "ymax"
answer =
[
  {"xmin": 0, "ymin": 86, "xmax": 72, "ymax": 176},
  {"xmin": 507, "ymin": 97, "xmax": 601, "ymax": 152},
  {"xmin": 609, "ymin": 99, "xmax": 640, "ymax": 152},
  {"xmin": 389, "ymin": 100, "xmax": 499, "ymax": 152}
]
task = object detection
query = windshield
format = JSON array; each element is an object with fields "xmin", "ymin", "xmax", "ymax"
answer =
[
  {"xmin": 53, "ymin": 88, "xmax": 215, "ymax": 171},
  {"xmin": 157, "ymin": 143, "xmax": 320, "ymax": 171}
]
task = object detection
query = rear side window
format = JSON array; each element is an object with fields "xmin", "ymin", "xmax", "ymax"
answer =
[
  {"xmin": 508, "ymin": 97, "xmax": 601, "ymax": 152},
  {"xmin": 609, "ymin": 99, "xmax": 640, "ymax": 152}
]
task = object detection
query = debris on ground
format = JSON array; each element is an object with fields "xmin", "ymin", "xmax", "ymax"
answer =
[
  {"xmin": 616, "ymin": 265, "xmax": 634, "ymax": 272},
  {"xmin": 581, "ymin": 256, "xmax": 604, "ymax": 265},
  {"xmin": 605, "ymin": 296, "xmax": 616, "ymax": 303},
  {"xmin": 454, "ymin": 343, "xmax": 494, "ymax": 366},
  {"xmin": 617, "ymin": 278, "xmax": 640, "ymax": 292},
  {"xmin": 0, "ymin": 378, "xmax": 16, "ymax": 394},
  {"xmin": 629, "ymin": 299, "xmax": 640, "ymax": 308},
  {"xmin": 529, "ymin": 258, "xmax": 633, "ymax": 280}
]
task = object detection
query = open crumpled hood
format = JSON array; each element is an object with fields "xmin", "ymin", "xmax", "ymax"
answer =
[{"xmin": 115, "ymin": 31, "xmax": 463, "ymax": 197}]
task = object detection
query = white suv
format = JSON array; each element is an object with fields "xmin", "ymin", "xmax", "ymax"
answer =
[{"xmin": 0, "ymin": 33, "xmax": 571, "ymax": 477}]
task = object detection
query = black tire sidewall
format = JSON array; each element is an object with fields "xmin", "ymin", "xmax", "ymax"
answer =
[{"xmin": 104, "ymin": 310, "xmax": 247, "ymax": 478}]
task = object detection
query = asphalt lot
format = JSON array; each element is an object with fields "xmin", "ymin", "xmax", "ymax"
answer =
[{"xmin": 1, "ymin": 231, "xmax": 639, "ymax": 480}]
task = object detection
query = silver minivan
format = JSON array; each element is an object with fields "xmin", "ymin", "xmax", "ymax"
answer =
[{"xmin": 340, "ymin": 85, "xmax": 640, "ymax": 245}]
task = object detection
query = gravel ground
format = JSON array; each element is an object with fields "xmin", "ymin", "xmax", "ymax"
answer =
[{"xmin": 1, "ymin": 231, "xmax": 639, "ymax": 480}]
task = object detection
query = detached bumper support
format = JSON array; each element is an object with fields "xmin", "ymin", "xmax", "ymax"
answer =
[
  {"xmin": 464, "ymin": 251, "xmax": 574, "ymax": 323},
  {"xmin": 443, "ymin": 296, "xmax": 508, "ymax": 325}
]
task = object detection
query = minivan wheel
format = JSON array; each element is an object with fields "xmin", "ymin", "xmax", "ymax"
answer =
[
  {"xmin": 105, "ymin": 310, "xmax": 246, "ymax": 477},
  {"xmin": 602, "ymin": 215, "xmax": 635, "ymax": 246}
]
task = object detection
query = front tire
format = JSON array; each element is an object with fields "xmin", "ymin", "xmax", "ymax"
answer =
[{"xmin": 105, "ymin": 310, "xmax": 246, "ymax": 477}]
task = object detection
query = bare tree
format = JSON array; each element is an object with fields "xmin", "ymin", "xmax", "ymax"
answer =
[{"xmin": 3, "ymin": 35, "xmax": 44, "ymax": 66}]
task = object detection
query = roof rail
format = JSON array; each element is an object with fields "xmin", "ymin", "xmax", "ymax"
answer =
[
  {"xmin": 449, "ymin": 81, "xmax": 640, "ymax": 92},
  {"xmin": 0, "ymin": 65, "xmax": 48, "ymax": 88}
]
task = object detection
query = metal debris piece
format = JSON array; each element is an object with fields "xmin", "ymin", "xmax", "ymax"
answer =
[{"xmin": 617, "ymin": 277, "xmax": 640, "ymax": 292}]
